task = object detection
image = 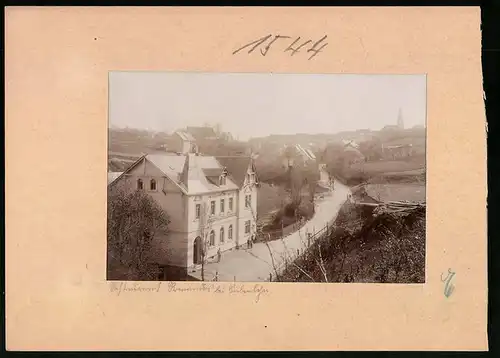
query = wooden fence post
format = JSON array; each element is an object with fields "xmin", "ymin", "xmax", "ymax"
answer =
[{"xmin": 269, "ymin": 273, "xmax": 272, "ymax": 282}]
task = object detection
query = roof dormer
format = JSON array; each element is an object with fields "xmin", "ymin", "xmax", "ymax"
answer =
[{"xmin": 219, "ymin": 167, "xmax": 228, "ymax": 186}]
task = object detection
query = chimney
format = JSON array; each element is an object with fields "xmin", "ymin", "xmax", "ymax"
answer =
[{"xmin": 180, "ymin": 154, "xmax": 190, "ymax": 188}]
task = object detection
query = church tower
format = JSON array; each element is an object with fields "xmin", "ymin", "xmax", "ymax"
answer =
[{"xmin": 397, "ymin": 108, "xmax": 404, "ymax": 129}]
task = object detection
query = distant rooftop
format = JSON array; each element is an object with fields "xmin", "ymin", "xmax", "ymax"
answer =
[
  {"xmin": 342, "ymin": 139, "xmax": 360, "ymax": 149},
  {"xmin": 186, "ymin": 126, "xmax": 218, "ymax": 140},
  {"xmin": 363, "ymin": 184, "xmax": 426, "ymax": 203},
  {"xmin": 175, "ymin": 131, "xmax": 196, "ymax": 141}
]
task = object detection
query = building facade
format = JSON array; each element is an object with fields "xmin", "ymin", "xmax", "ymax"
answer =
[
  {"xmin": 109, "ymin": 138, "xmax": 259, "ymax": 277},
  {"xmin": 166, "ymin": 131, "xmax": 198, "ymax": 154},
  {"xmin": 381, "ymin": 144, "xmax": 413, "ymax": 159}
]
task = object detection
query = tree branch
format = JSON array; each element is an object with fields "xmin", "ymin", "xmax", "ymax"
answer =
[{"xmin": 317, "ymin": 240, "xmax": 329, "ymax": 283}]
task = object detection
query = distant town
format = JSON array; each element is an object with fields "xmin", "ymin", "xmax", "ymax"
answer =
[{"xmin": 108, "ymin": 108, "xmax": 426, "ymax": 283}]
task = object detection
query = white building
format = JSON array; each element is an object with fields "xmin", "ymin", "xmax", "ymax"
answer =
[
  {"xmin": 109, "ymin": 139, "xmax": 259, "ymax": 278},
  {"xmin": 166, "ymin": 131, "xmax": 198, "ymax": 154},
  {"xmin": 342, "ymin": 140, "xmax": 365, "ymax": 165}
]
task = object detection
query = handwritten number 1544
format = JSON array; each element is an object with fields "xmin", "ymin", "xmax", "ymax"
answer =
[{"xmin": 233, "ymin": 34, "xmax": 328, "ymax": 60}]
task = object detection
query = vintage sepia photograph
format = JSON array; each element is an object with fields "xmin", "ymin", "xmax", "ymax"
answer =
[{"xmin": 107, "ymin": 72, "xmax": 426, "ymax": 283}]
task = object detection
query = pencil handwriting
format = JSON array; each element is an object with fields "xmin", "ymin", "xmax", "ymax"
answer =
[
  {"xmin": 233, "ymin": 34, "xmax": 328, "ymax": 60},
  {"xmin": 109, "ymin": 281, "xmax": 269, "ymax": 302},
  {"xmin": 441, "ymin": 268, "xmax": 456, "ymax": 298},
  {"xmin": 109, "ymin": 282, "xmax": 162, "ymax": 295}
]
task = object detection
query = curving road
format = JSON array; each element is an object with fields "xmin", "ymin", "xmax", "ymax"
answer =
[{"xmin": 191, "ymin": 179, "xmax": 351, "ymax": 282}]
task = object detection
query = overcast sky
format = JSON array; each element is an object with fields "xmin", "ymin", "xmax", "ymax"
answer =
[{"xmin": 109, "ymin": 72, "xmax": 426, "ymax": 140}]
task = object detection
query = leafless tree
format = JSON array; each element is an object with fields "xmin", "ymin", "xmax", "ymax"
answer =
[
  {"xmin": 304, "ymin": 162, "xmax": 320, "ymax": 209},
  {"xmin": 213, "ymin": 122, "xmax": 222, "ymax": 137},
  {"xmin": 317, "ymin": 240, "xmax": 329, "ymax": 282},
  {"xmin": 290, "ymin": 168, "xmax": 305, "ymax": 208},
  {"xmin": 252, "ymin": 192, "xmax": 334, "ymax": 283},
  {"xmin": 358, "ymin": 137, "xmax": 383, "ymax": 162},
  {"xmin": 197, "ymin": 201, "xmax": 214, "ymax": 281},
  {"xmin": 248, "ymin": 198, "xmax": 283, "ymax": 280},
  {"xmin": 107, "ymin": 185, "xmax": 170, "ymax": 280},
  {"xmin": 370, "ymin": 211, "xmax": 425, "ymax": 283}
]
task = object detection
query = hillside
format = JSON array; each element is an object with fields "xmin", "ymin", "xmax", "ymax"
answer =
[{"xmin": 277, "ymin": 201, "xmax": 425, "ymax": 283}]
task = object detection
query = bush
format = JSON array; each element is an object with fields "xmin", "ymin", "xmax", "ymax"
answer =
[
  {"xmin": 277, "ymin": 203, "xmax": 425, "ymax": 283},
  {"xmin": 297, "ymin": 201, "xmax": 315, "ymax": 219},
  {"xmin": 107, "ymin": 187, "xmax": 170, "ymax": 280},
  {"xmin": 284, "ymin": 202, "xmax": 296, "ymax": 217}
]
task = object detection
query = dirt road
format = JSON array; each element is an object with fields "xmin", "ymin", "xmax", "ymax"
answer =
[{"xmin": 191, "ymin": 180, "xmax": 351, "ymax": 282}]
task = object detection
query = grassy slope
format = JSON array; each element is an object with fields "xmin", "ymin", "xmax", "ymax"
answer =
[
  {"xmin": 278, "ymin": 201, "xmax": 426, "ymax": 283},
  {"xmin": 257, "ymin": 183, "xmax": 283, "ymax": 219},
  {"xmin": 350, "ymin": 158, "xmax": 425, "ymax": 174}
]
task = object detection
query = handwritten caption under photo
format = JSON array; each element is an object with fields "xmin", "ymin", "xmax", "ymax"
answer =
[{"xmin": 109, "ymin": 281, "xmax": 270, "ymax": 303}]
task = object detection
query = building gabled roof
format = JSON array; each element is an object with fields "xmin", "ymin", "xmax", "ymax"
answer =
[
  {"xmin": 295, "ymin": 144, "xmax": 316, "ymax": 160},
  {"xmin": 305, "ymin": 148, "xmax": 316, "ymax": 160},
  {"xmin": 112, "ymin": 152, "xmax": 257, "ymax": 195},
  {"xmin": 215, "ymin": 156, "xmax": 254, "ymax": 187},
  {"xmin": 107, "ymin": 172, "xmax": 123, "ymax": 185},
  {"xmin": 342, "ymin": 139, "xmax": 360, "ymax": 149},
  {"xmin": 176, "ymin": 154, "xmax": 228, "ymax": 193},
  {"xmin": 186, "ymin": 126, "xmax": 217, "ymax": 140},
  {"xmin": 341, "ymin": 140, "xmax": 364, "ymax": 159},
  {"xmin": 175, "ymin": 131, "xmax": 196, "ymax": 142},
  {"xmin": 147, "ymin": 153, "xmax": 187, "ymax": 176}
]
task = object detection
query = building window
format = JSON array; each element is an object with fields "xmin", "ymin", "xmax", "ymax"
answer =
[
  {"xmin": 220, "ymin": 227, "xmax": 225, "ymax": 244},
  {"xmin": 195, "ymin": 204, "xmax": 201, "ymax": 219},
  {"xmin": 245, "ymin": 194, "xmax": 252, "ymax": 208},
  {"xmin": 219, "ymin": 175, "xmax": 226, "ymax": 186},
  {"xmin": 209, "ymin": 230, "xmax": 215, "ymax": 246},
  {"xmin": 220, "ymin": 199, "xmax": 225, "ymax": 213},
  {"xmin": 245, "ymin": 220, "xmax": 251, "ymax": 234},
  {"xmin": 193, "ymin": 237, "xmax": 202, "ymax": 265},
  {"xmin": 228, "ymin": 225, "xmax": 233, "ymax": 240},
  {"xmin": 137, "ymin": 179, "xmax": 143, "ymax": 190},
  {"xmin": 229, "ymin": 197, "xmax": 233, "ymax": 211},
  {"xmin": 150, "ymin": 179, "xmax": 156, "ymax": 191},
  {"xmin": 210, "ymin": 201, "xmax": 215, "ymax": 215}
]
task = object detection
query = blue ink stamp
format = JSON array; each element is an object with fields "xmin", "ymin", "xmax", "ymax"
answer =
[{"xmin": 441, "ymin": 268, "xmax": 456, "ymax": 298}]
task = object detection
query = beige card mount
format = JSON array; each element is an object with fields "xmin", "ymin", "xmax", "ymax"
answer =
[{"xmin": 5, "ymin": 7, "xmax": 487, "ymax": 351}]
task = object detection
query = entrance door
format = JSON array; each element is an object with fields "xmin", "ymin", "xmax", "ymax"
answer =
[{"xmin": 193, "ymin": 236, "xmax": 202, "ymax": 265}]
